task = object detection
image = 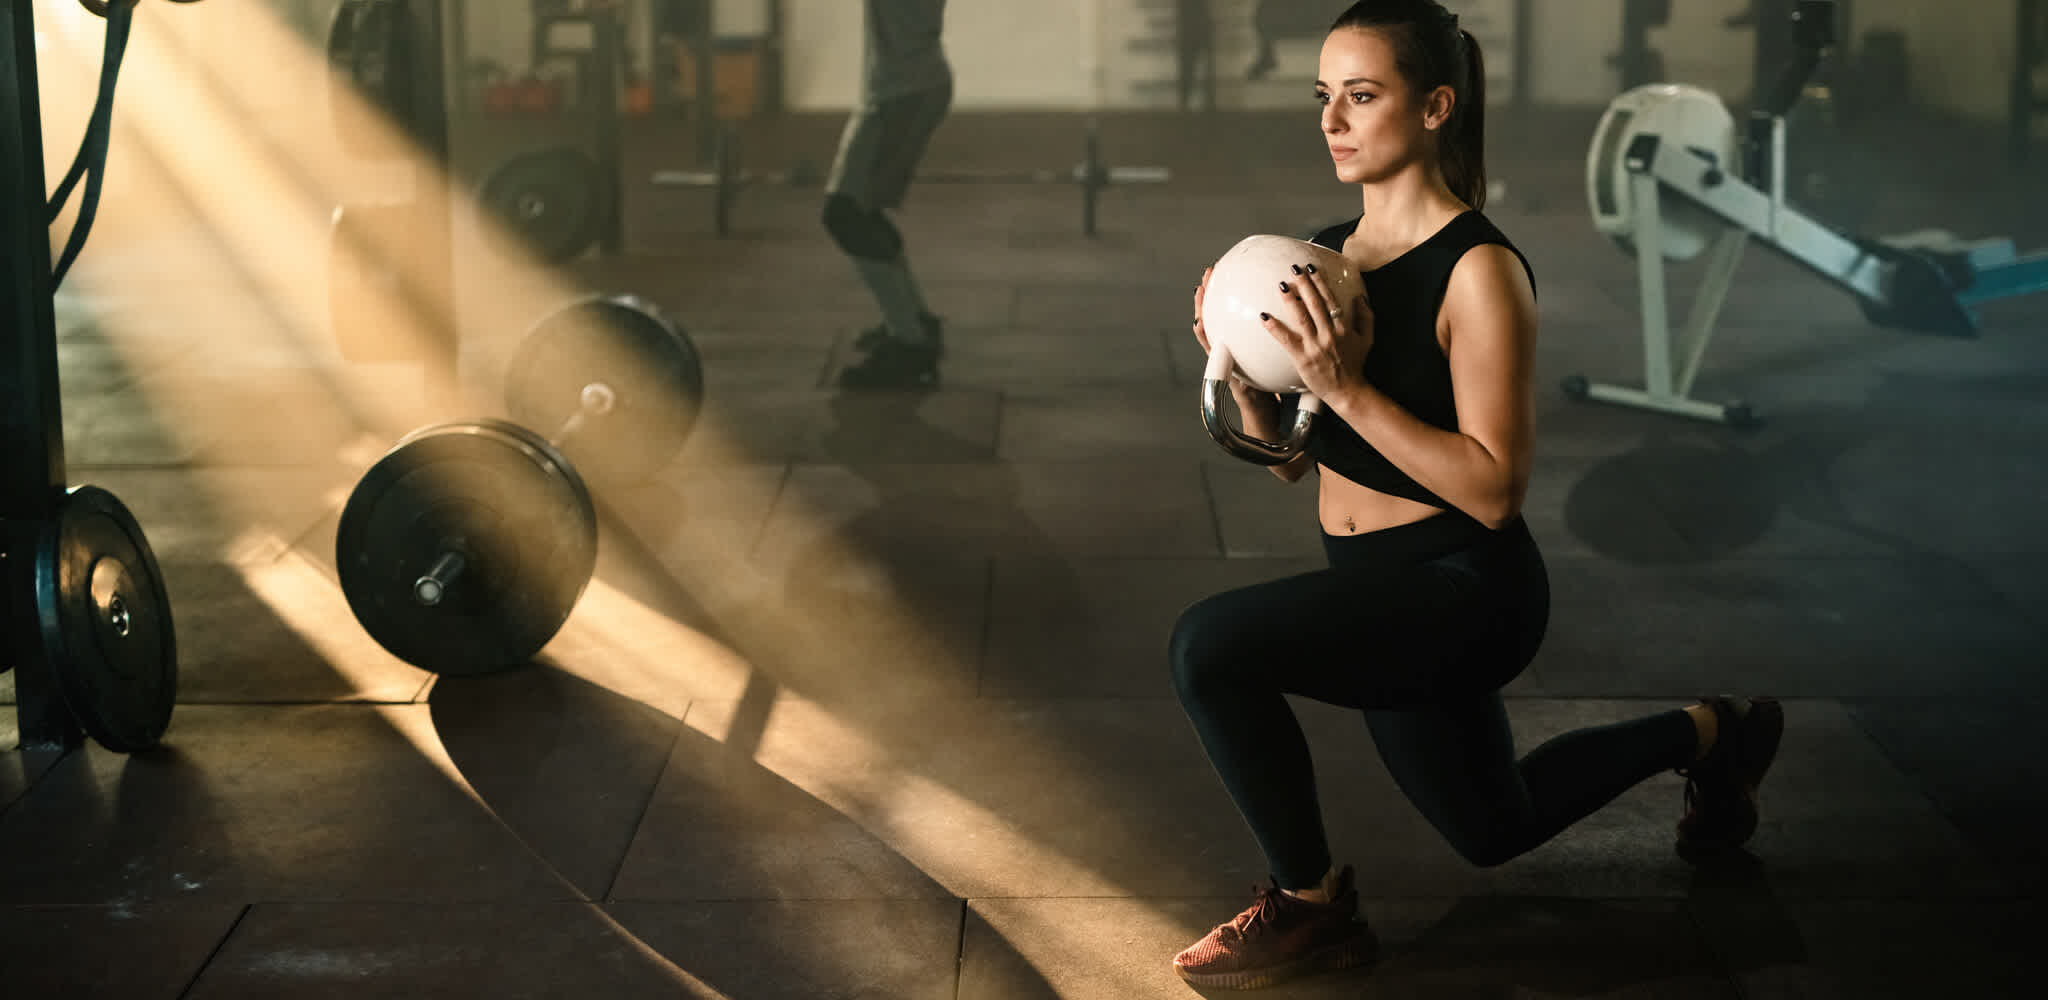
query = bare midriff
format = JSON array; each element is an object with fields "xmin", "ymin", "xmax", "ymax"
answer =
[{"xmin": 1315, "ymin": 465, "xmax": 1445, "ymax": 535}]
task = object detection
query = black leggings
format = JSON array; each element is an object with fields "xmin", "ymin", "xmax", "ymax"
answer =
[{"xmin": 1169, "ymin": 512, "xmax": 1697, "ymax": 888}]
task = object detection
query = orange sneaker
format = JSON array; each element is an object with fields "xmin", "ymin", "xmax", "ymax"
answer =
[{"xmin": 1172, "ymin": 866, "xmax": 1377, "ymax": 990}]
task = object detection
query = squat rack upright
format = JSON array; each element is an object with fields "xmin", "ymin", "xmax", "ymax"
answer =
[
  {"xmin": 1, "ymin": 0, "xmax": 79, "ymax": 747},
  {"xmin": 4, "ymin": 0, "xmax": 187, "ymax": 754}
]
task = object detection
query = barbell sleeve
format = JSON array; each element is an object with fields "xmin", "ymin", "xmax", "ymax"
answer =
[
  {"xmin": 414, "ymin": 551, "xmax": 466, "ymax": 607},
  {"xmin": 551, "ymin": 382, "xmax": 619, "ymax": 449}
]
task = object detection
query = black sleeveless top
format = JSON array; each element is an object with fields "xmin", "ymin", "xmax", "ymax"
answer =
[{"xmin": 1304, "ymin": 211, "xmax": 1535, "ymax": 508}]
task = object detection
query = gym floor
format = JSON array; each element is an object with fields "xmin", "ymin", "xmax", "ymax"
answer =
[{"xmin": 4, "ymin": 99, "xmax": 2047, "ymax": 997}]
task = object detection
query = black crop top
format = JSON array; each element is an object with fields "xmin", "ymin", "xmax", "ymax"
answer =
[{"xmin": 1303, "ymin": 210, "xmax": 1535, "ymax": 508}]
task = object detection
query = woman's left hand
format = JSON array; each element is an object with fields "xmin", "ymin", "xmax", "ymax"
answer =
[{"xmin": 1261, "ymin": 264, "xmax": 1375, "ymax": 400}]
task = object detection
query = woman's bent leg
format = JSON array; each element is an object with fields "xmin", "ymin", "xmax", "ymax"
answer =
[
  {"xmin": 1168, "ymin": 570, "xmax": 1370, "ymax": 889},
  {"xmin": 1366, "ymin": 696, "xmax": 1698, "ymax": 867}
]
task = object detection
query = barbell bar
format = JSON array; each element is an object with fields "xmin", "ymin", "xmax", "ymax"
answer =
[{"xmin": 652, "ymin": 122, "xmax": 1171, "ymax": 237}]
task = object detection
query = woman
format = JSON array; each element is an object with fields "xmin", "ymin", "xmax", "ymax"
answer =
[{"xmin": 1170, "ymin": 1, "xmax": 1784, "ymax": 989}]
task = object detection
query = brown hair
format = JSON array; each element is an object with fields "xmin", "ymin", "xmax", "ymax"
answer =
[{"xmin": 1329, "ymin": 1, "xmax": 1488, "ymax": 209}]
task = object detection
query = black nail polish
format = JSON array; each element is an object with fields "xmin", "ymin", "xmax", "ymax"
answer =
[
  {"xmin": 1290, "ymin": 264, "xmax": 1302, "ymax": 275},
  {"xmin": 1305, "ymin": 263, "xmax": 1318, "ymax": 274},
  {"xmin": 1259, "ymin": 312, "xmax": 1271, "ymax": 321},
  {"xmin": 1279, "ymin": 281, "xmax": 1290, "ymax": 292}
]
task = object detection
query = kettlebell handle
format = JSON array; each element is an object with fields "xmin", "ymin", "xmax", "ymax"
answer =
[{"xmin": 1199, "ymin": 345, "xmax": 1322, "ymax": 465}]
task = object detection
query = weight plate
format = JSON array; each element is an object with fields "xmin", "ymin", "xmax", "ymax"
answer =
[
  {"xmin": 336, "ymin": 420, "xmax": 598, "ymax": 675},
  {"xmin": 504, "ymin": 295, "xmax": 704, "ymax": 484},
  {"xmin": 33, "ymin": 485, "xmax": 177, "ymax": 752},
  {"xmin": 479, "ymin": 146, "xmax": 605, "ymax": 264}
]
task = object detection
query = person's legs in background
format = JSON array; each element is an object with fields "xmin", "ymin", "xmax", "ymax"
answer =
[
  {"xmin": 826, "ymin": 83, "xmax": 952, "ymax": 388},
  {"xmin": 1176, "ymin": 0, "xmax": 1215, "ymax": 110}
]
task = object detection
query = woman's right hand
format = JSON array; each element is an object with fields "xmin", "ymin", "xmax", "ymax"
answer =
[{"xmin": 1191, "ymin": 266, "xmax": 1214, "ymax": 353}]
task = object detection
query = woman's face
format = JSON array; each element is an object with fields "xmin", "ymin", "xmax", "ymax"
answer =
[{"xmin": 1316, "ymin": 27, "xmax": 1449, "ymax": 185}]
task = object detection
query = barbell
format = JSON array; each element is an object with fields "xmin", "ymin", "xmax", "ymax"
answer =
[
  {"xmin": 653, "ymin": 123, "xmax": 1171, "ymax": 237},
  {"xmin": 334, "ymin": 294, "xmax": 704, "ymax": 676}
]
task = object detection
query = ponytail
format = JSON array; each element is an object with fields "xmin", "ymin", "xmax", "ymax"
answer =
[{"xmin": 1443, "ymin": 28, "xmax": 1488, "ymax": 209}]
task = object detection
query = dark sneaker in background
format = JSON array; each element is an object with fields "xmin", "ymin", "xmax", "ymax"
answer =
[{"xmin": 838, "ymin": 336, "xmax": 940, "ymax": 389}]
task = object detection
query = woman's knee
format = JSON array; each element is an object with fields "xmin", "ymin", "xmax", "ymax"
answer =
[
  {"xmin": 1400, "ymin": 776, "xmax": 1529, "ymax": 868},
  {"xmin": 1428, "ymin": 812, "xmax": 1527, "ymax": 869},
  {"xmin": 1449, "ymin": 832, "xmax": 1521, "ymax": 869},
  {"xmin": 1167, "ymin": 596, "xmax": 1246, "ymax": 702}
]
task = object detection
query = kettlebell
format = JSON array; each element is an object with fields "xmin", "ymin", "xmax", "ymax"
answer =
[{"xmin": 1198, "ymin": 235, "xmax": 1365, "ymax": 464}]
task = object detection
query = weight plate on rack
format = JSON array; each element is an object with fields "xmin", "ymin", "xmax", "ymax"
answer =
[
  {"xmin": 336, "ymin": 420, "xmax": 598, "ymax": 675},
  {"xmin": 478, "ymin": 146, "xmax": 605, "ymax": 264},
  {"xmin": 33, "ymin": 485, "xmax": 177, "ymax": 752},
  {"xmin": 504, "ymin": 294, "xmax": 704, "ymax": 484}
]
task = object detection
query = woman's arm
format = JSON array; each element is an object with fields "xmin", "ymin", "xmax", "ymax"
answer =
[
  {"xmin": 1315, "ymin": 244, "xmax": 1538, "ymax": 528},
  {"xmin": 1268, "ymin": 244, "xmax": 1537, "ymax": 528}
]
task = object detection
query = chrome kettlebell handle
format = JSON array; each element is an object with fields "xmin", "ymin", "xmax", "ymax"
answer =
[{"xmin": 1199, "ymin": 345, "xmax": 1322, "ymax": 466}]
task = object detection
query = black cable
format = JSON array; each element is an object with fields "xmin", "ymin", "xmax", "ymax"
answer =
[{"xmin": 48, "ymin": 2, "xmax": 136, "ymax": 290}]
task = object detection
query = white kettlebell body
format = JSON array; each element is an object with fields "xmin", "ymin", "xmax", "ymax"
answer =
[
  {"xmin": 1200, "ymin": 235, "xmax": 1366, "ymax": 392},
  {"xmin": 1198, "ymin": 235, "xmax": 1366, "ymax": 464}
]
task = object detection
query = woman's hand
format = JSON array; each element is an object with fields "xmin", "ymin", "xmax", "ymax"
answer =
[
  {"xmin": 1191, "ymin": 266, "xmax": 1215, "ymax": 354},
  {"xmin": 1261, "ymin": 263, "xmax": 1375, "ymax": 400}
]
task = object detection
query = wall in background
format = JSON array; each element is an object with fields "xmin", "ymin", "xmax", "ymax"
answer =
[{"xmin": 270, "ymin": 0, "xmax": 2034, "ymax": 128}]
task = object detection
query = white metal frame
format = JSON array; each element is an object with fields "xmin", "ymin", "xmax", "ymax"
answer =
[{"xmin": 1578, "ymin": 118, "xmax": 1893, "ymax": 425}]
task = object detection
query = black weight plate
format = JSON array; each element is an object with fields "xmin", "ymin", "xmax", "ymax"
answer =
[
  {"xmin": 336, "ymin": 420, "xmax": 598, "ymax": 675},
  {"xmin": 34, "ymin": 485, "xmax": 177, "ymax": 752},
  {"xmin": 479, "ymin": 147, "xmax": 604, "ymax": 264},
  {"xmin": 504, "ymin": 294, "xmax": 704, "ymax": 484}
]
